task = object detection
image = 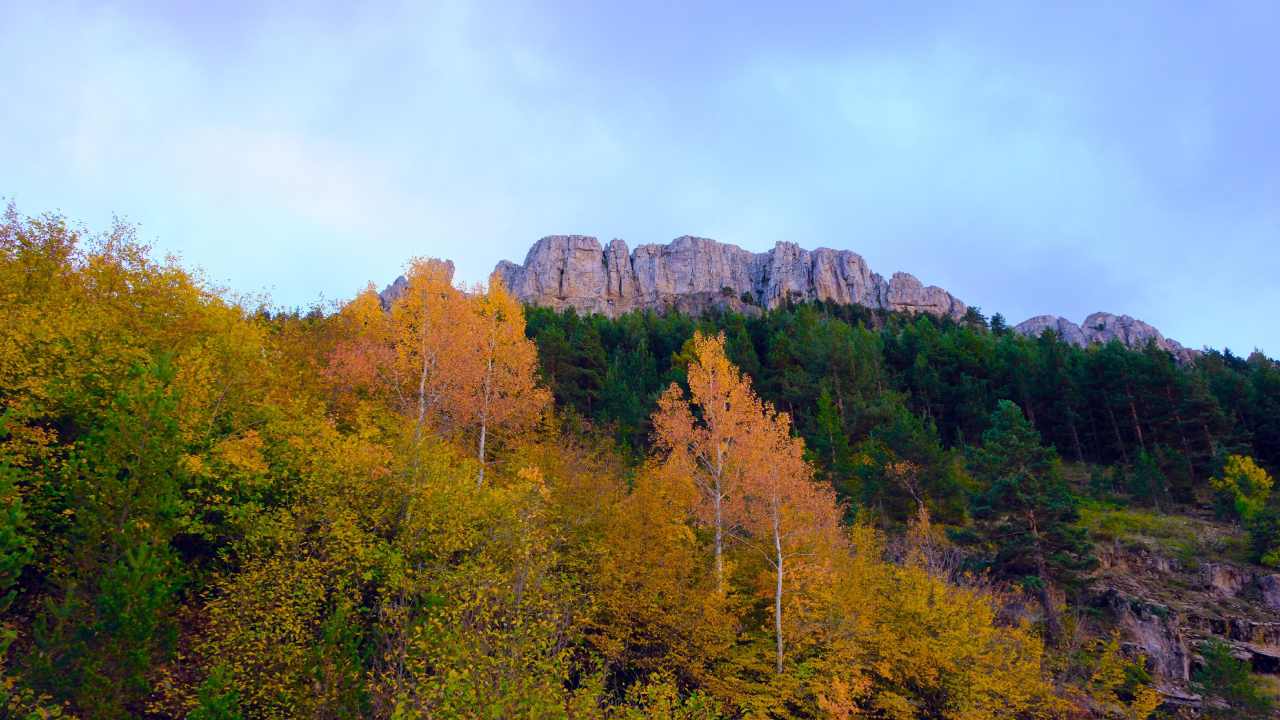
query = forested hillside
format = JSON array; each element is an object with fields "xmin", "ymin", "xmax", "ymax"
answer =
[
  {"xmin": 3, "ymin": 207, "xmax": 1279, "ymax": 719},
  {"xmin": 523, "ymin": 302, "xmax": 1280, "ymax": 521}
]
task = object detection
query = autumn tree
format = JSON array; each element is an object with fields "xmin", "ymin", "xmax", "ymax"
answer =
[
  {"xmin": 1086, "ymin": 632, "xmax": 1160, "ymax": 720},
  {"xmin": 739, "ymin": 401, "xmax": 841, "ymax": 674},
  {"xmin": 651, "ymin": 331, "xmax": 762, "ymax": 590},
  {"xmin": 458, "ymin": 275, "xmax": 549, "ymax": 484},
  {"xmin": 1210, "ymin": 454, "xmax": 1273, "ymax": 523},
  {"xmin": 386, "ymin": 258, "xmax": 470, "ymax": 442},
  {"xmin": 325, "ymin": 283, "xmax": 397, "ymax": 415},
  {"xmin": 587, "ymin": 468, "xmax": 735, "ymax": 692}
]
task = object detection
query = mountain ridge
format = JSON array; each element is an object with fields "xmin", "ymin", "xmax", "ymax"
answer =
[
  {"xmin": 483, "ymin": 234, "xmax": 1197, "ymax": 362},
  {"xmin": 1015, "ymin": 313, "xmax": 1197, "ymax": 364},
  {"xmin": 493, "ymin": 234, "xmax": 968, "ymax": 320}
]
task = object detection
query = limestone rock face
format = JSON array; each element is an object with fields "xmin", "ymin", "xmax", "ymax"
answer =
[
  {"xmin": 1014, "ymin": 311, "xmax": 1197, "ymax": 364},
  {"xmin": 1013, "ymin": 315, "xmax": 1089, "ymax": 347},
  {"xmin": 1259, "ymin": 575, "xmax": 1280, "ymax": 611},
  {"xmin": 1202, "ymin": 563, "xmax": 1254, "ymax": 598},
  {"xmin": 495, "ymin": 235, "xmax": 968, "ymax": 320},
  {"xmin": 496, "ymin": 235, "xmax": 610, "ymax": 314},
  {"xmin": 885, "ymin": 272, "xmax": 966, "ymax": 317}
]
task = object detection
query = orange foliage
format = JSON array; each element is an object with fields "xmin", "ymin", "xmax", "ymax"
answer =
[{"xmin": 652, "ymin": 331, "xmax": 766, "ymax": 590}]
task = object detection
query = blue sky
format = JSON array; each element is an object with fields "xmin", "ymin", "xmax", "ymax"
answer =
[{"xmin": 3, "ymin": 1, "xmax": 1277, "ymax": 353}]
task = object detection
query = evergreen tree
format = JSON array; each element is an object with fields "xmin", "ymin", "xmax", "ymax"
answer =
[
  {"xmin": 990, "ymin": 313, "xmax": 1008, "ymax": 335},
  {"xmin": 811, "ymin": 386, "xmax": 854, "ymax": 484},
  {"xmin": 964, "ymin": 400, "xmax": 1094, "ymax": 644},
  {"xmin": 1129, "ymin": 449, "xmax": 1169, "ymax": 511},
  {"xmin": 1194, "ymin": 638, "xmax": 1274, "ymax": 718}
]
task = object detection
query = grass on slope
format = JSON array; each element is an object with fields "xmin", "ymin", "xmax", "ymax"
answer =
[{"xmin": 1077, "ymin": 500, "xmax": 1250, "ymax": 567}]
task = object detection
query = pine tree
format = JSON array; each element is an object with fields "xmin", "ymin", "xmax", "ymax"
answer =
[
  {"xmin": 966, "ymin": 400, "xmax": 1095, "ymax": 644},
  {"xmin": 1194, "ymin": 638, "xmax": 1274, "ymax": 718},
  {"xmin": 811, "ymin": 387, "xmax": 853, "ymax": 482}
]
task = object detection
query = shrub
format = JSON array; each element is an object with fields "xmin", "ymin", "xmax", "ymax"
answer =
[{"xmin": 1193, "ymin": 638, "xmax": 1274, "ymax": 718}]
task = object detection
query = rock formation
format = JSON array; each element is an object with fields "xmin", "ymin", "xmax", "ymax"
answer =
[
  {"xmin": 376, "ymin": 260, "xmax": 453, "ymax": 309},
  {"xmin": 429, "ymin": 232, "xmax": 1199, "ymax": 362},
  {"xmin": 493, "ymin": 235, "xmax": 968, "ymax": 320},
  {"xmin": 1013, "ymin": 312, "xmax": 1197, "ymax": 364},
  {"xmin": 1092, "ymin": 536, "xmax": 1280, "ymax": 704}
]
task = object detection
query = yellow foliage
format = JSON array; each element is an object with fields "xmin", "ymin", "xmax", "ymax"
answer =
[
  {"xmin": 1086, "ymin": 632, "xmax": 1160, "ymax": 720},
  {"xmin": 0, "ymin": 208, "xmax": 1079, "ymax": 719},
  {"xmin": 1210, "ymin": 454, "xmax": 1274, "ymax": 521}
]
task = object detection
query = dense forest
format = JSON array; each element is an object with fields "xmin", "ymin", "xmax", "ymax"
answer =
[
  {"xmin": 523, "ymin": 300, "xmax": 1280, "ymax": 521},
  {"xmin": 2, "ymin": 206, "xmax": 1280, "ymax": 719}
]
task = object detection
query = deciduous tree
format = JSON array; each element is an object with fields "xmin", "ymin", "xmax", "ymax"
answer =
[
  {"xmin": 458, "ymin": 276, "xmax": 549, "ymax": 484},
  {"xmin": 651, "ymin": 331, "xmax": 762, "ymax": 590}
]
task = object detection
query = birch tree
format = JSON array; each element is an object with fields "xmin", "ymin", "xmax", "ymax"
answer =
[
  {"xmin": 740, "ymin": 401, "xmax": 840, "ymax": 674},
  {"xmin": 459, "ymin": 275, "xmax": 548, "ymax": 485},
  {"xmin": 651, "ymin": 331, "xmax": 761, "ymax": 591}
]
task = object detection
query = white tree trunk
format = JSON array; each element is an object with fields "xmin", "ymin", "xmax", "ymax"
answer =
[
  {"xmin": 713, "ymin": 490, "xmax": 724, "ymax": 591},
  {"xmin": 774, "ymin": 517, "xmax": 785, "ymax": 675},
  {"xmin": 477, "ymin": 353, "xmax": 494, "ymax": 486}
]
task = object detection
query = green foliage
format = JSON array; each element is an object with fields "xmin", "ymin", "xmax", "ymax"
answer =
[
  {"xmin": 850, "ymin": 404, "xmax": 970, "ymax": 524},
  {"xmin": 1247, "ymin": 503, "xmax": 1280, "ymax": 568},
  {"xmin": 811, "ymin": 387, "xmax": 853, "ymax": 481},
  {"xmin": 26, "ymin": 359, "xmax": 187, "ymax": 718},
  {"xmin": 1193, "ymin": 638, "xmax": 1275, "ymax": 718},
  {"xmin": 964, "ymin": 401, "xmax": 1095, "ymax": 642},
  {"xmin": 1128, "ymin": 450, "xmax": 1169, "ymax": 510},
  {"xmin": 0, "ymin": 461, "xmax": 32, "ymax": 615},
  {"xmin": 188, "ymin": 666, "xmax": 243, "ymax": 720},
  {"xmin": 522, "ymin": 299, "xmax": 1279, "ymax": 508}
]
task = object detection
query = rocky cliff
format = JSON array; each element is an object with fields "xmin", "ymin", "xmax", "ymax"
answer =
[
  {"xmin": 1015, "ymin": 313, "xmax": 1197, "ymax": 364},
  {"xmin": 483, "ymin": 234, "xmax": 1197, "ymax": 360},
  {"xmin": 493, "ymin": 235, "xmax": 968, "ymax": 320}
]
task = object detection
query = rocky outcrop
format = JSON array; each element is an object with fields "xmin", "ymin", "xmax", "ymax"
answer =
[
  {"xmin": 1102, "ymin": 589, "xmax": 1193, "ymax": 686},
  {"xmin": 1259, "ymin": 575, "xmax": 1280, "ymax": 610},
  {"xmin": 495, "ymin": 235, "xmax": 968, "ymax": 320},
  {"xmin": 1012, "ymin": 315, "xmax": 1089, "ymax": 347},
  {"xmin": 1013, "ymin": 312, "xmax": 1197, "ymax": 364},
  {"xmin": 1202, "ymin": 562, "xmax": 1255, "ymax": 598},
  {"xmin": 377, "ymin": 260, "xmax": 454, "ymax": 309},
  {"xmin": 1091, "ymin": 532, "xmax": 1280, "ymax": 707},
  {"xmin": 489, "ymin": 235, "xmax": 1201, "ymax": 360},
  {"xmin": 378, "ymin": 275, "xmax": 409, "ymax": 309}
]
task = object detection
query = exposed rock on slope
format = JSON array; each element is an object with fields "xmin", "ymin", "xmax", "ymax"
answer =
[
  {"xmin": 1090, "ymin": 530, "xmax": 1280, "ymax": 706},
  {"xmin": 1014, "ymin": 313, "xmax": 1197, "ymax": 363},
  {"xmin": 494, "ymin": 235, "xmax": 968, "ymax": 320}
]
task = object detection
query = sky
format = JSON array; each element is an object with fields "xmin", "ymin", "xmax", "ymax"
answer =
[{"xmin": 2, "ymin": 1, "xmax": 1278, "ymax": 354}]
